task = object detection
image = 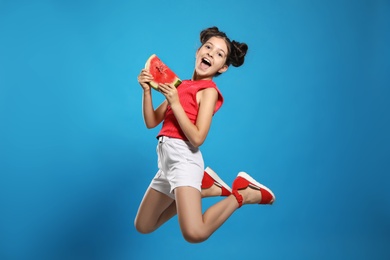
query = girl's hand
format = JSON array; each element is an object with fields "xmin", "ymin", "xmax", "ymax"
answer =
[
  {"xmin": 158, "ymin": 83, "xmax": 179, "ymax": 106},
  {"xmin": 137, "ymin": 69, "xmax": 153, "ymax": 91}
]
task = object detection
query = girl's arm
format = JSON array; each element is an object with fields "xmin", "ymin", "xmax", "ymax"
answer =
[
  {"xmin": 159, "ymin": 83, "xmax": 218, "ymax": 147},
  {"xmin": 138, "ymin": 69, "xmax": 167, "ymax": 128},
  {"xmin": 142, "ymin": 89, "xmax": 167, "ymax": 128}
]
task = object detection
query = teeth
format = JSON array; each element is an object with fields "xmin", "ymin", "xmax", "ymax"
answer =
[{"xmin": 202, "ymin": 58, "xmax": 211, "ymax": 65}]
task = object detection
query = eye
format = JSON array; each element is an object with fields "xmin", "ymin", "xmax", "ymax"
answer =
[
  {"xmin": 218, "ymin": 52, "xmax": 223, "ymax": 57},
  {"xmin": 205, "ymin": 45, "xmax": 211, "ymax": 49}
]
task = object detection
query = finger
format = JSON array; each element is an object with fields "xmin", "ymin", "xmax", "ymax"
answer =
[
  {"xmin": 165, "ymin": 83, "xmax": 175, "ymax": 90},
  {"xmin": 142, "ymin": 70, "xmax": 152, "ymax": 76},
  {"xmin": 160, "ymin": 83, "xmax": 171, "ymax": 89},
  {"xmin": 139, "ymin": 73, "xmax": 153, "ymax": 81},
  {"xmin": 139, "ymin": 74, "xmax": 151, "ymax": 80},
  {"xmin": 139, "ymin": 76, "xmax": 152, "ymax": 82},
  {"xmin": 159, "ymin": 89, "xmax": 168, "ymax": 97},
  {"xmin": 138, "ymin": 75, "xmax": 146, "ymax": 82},
  {"xmin": 159, "ymin": 85, "xmax": 171, "ymax": 95},
  {"xmin": 158, "ymin": 84, "xmax": 167, "ymax": 92},
  {"xmin": 139, "ymin": 69, "xmax": 151, "ymax": 77}
]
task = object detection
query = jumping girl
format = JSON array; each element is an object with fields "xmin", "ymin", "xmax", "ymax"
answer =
[{"xmin": 134, "ymin": 26, "xmax": 275, "ymax": 243}]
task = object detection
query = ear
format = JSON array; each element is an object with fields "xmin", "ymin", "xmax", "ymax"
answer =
[{"xmin": 218, "ymin": 64, "xmax": 229, "ymax": 74}]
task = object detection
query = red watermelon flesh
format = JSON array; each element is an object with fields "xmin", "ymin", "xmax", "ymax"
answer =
[{"xmin": 145, "ymin": 54, "xmax": 182, "ymax": 90}]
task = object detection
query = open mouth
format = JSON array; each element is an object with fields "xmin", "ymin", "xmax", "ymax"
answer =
[
  {"xmin": 202, "ymin": 58, "xmax": 211, "ymax": 66},
  {"xmin": 200, "ymin": 57, "xmax": 212, "ymax": 70}
]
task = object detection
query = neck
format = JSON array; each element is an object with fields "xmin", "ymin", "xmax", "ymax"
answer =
[{"xmin": 192, "ymin": 71, "xmax": 213, "ymax": 81}]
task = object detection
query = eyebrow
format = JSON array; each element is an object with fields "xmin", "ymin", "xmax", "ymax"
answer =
[{"xmin": 205, "ymin": 41, "xmax": 227, "ymax": 55}]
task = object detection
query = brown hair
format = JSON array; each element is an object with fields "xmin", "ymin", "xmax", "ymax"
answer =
[{"xmin": 199, "ymin": 26, "xmax": 248, "ymax": 68}]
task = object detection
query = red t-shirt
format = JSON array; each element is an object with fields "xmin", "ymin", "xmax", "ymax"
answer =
[{"xmin": 157, "ymin": 79, "xmax": 224, "ymax": 140}]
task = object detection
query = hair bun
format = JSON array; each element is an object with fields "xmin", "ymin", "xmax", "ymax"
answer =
[{"xmin": 230, "ymin": 40, "xmax": 248, "ymax": 67}]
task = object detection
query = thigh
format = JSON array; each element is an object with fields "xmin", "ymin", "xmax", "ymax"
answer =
[
  {"xmin": 174, "ymin": 186, "xmax": 203, "ymax": 231},
  {"xmin": 135, "ymin": 187, "xmax": 175, "ymax": 232}
]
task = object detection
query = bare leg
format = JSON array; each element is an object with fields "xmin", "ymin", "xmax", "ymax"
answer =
[
  {"xmin": 134, "ymin": 187, "xmax": 176, "ymax": 234},
  {"xmin": 201, "ymin": 184, "xmax": 223, "ymax": 198},
  {"xmin": 175, "ymin": 186, "xmax": 239, "ymax": 243},
  {"xmin": 134, "ymin": 185, "xmax": 223, "ymax": 234},
  {"xmin": 174, "ymin": 184, "xmax": 266, "ymax": 243}
]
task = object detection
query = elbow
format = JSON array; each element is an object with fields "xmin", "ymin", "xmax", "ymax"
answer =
[
  {"xmin": 144, "ymin": 116, "xmax": 163, "ymax": 129},
  {"xmin": 190, "ymin": 137, "xmax": 205, "ymax": 148},
  {"xmin": 145, "ymin": 123, "xmax": 154, "ymax": 129},
  {"xmin": 144, "ymin": 120, "xmax": 158, "ymax": 129},
  {"xmin": 193, "ymin": 141, "xmax": 204, "ymax": 148}
]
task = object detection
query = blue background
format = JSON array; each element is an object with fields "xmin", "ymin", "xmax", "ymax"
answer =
[{"xmin": 1, "ymin": 0, "xmax": 389, "ymax": 259}]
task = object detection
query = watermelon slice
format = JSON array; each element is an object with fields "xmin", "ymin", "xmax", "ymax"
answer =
[{"xmin": 144, "ymin": 54, "xmax": 182, "ymax": 90}]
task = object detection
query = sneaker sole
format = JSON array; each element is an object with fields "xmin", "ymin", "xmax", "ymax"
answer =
[
  {"xmin": 205, "ymin": 167, "xmax": 232, "ymax": 193},
  {"xmin": 237, "ymin": 172, "xmax": 275, "ymax": 200}
]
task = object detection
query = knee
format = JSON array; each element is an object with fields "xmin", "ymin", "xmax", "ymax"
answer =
[
  {"xmin": 181, "ymin": 228, "xmax": 209, "ymax": 243},
  {"xmin": 134, "ymin": 219, "xmax": 155, "ymax": 234}
]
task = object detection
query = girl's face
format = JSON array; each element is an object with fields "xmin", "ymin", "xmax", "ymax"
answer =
[{"xmin": 193, "ymin": 36, "xmax": 229, "ymax": 80}]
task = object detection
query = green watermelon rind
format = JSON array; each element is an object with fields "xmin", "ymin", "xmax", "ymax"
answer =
[{"xmin": 145, "ymin": 54, "xmax": 182, "ymax": 90}]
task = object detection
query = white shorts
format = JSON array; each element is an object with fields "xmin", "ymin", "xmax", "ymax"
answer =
[{"xmin": 149, "ymin": 136, "xmax": 204, "ymax": 199}]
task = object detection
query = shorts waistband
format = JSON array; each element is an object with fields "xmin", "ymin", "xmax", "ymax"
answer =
[
  {"xmin": 158, "ymin": 136, "xmax": 167, "ymax": 143},
  {"xmin": 157, "ymin": 136, "xmax": 198, "ymax": 150},
  {"xmin": 157, "ymin": 136, "xmax": 187, "ymax": 144}
]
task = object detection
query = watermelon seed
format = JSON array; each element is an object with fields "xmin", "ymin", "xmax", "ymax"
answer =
[{"xmin": 156, "ymin": 65, "xmax": 166, "ymax": 74}]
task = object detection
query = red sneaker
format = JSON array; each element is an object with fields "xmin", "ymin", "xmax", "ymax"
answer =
[
  {"xmin": 232, "ymin": 172, "xmax": 275, "ymax": 207},
  {"xmin": 202, "ymin": 167, "xmax": 232, "ymax": 196}
]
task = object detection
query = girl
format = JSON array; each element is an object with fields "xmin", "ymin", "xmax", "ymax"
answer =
[{"xmin": 135, "ymin": 27, "xmax": 275, "ymax": 243}]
